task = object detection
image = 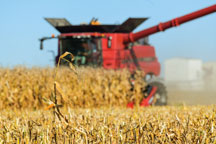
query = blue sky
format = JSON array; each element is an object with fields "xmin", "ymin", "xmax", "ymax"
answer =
[{"xmin": 0, "ymin": 0, "xmax": 215, "ymax": 68}]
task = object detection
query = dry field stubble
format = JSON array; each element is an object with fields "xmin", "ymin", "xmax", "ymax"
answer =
[
  {"xmin": 1, "ymin": 67, "xmax": 216, "ymax": 143},
  {"xmin": 1, "ymin": 106, "xmax": 216, "ymax": 143}
]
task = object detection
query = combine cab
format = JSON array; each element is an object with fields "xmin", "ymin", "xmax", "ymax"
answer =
[{"xmin": 40, "ymin": 4, "xmax": 216, "ymax": 107}]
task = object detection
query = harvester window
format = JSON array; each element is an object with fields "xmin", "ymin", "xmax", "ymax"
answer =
[{"xmin": 60, "ymin": 38, "xmax": 102, "ymax": 66}]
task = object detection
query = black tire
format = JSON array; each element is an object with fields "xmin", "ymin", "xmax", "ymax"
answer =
[{"xmin": 148, "ymin": 81, "xmax": 167, "ymax": 106}]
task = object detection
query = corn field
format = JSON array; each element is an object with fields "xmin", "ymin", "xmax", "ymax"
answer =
[
  {"xmin": 1, "ymin": 67, "xmax": 216, "ymax": 143},
  {"xmin": 0, "ymin": 67, "xmax": 145, "ymax": 109}
]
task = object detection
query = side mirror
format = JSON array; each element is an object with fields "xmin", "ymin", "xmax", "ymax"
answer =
[{"xmin": 39, "ymin": 35, "xmax": 57, "ymax": 50}]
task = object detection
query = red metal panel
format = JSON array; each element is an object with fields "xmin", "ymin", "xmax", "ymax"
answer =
[
  {"xmin": 103, "ymin": 59, "xmax": 118, "ymax": 69},
  {"xmin": 131, "ymin": 45, "xmax": 156, "ymax": 57},
  {"xmin": 101, "ymin": 34, "xmax": 125, "ymax": 69},
  {"xmin": 119, "ymin": 46, "xmax": 160, "ymax": 75}
]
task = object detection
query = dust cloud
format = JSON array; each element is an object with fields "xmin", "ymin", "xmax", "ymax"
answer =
[{"xmin": 166, "ymin": 77, "xmax": 216, "ymax": 105}]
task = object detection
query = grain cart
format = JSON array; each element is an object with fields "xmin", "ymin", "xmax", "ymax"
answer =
[{"xmin": 40, "ymin": 4, "xmax": 216, "ymax": 107}]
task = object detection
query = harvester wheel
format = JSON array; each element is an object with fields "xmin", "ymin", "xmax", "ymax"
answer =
[{"xmin": 148, "ymin": 81, "xmax": 167, "ymax": 106}]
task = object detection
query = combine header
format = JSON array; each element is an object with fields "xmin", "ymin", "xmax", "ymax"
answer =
[{"xmin": 40, "ymin": 4, "xmax": 216, "ymax": 107}]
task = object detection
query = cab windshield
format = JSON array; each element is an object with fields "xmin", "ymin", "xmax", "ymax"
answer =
[{"xmin": 60, "ymin": 37, "xmax": 102, "ymax": 66}]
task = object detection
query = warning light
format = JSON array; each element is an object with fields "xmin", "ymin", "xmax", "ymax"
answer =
[{"xmin": 51, "ymin": 34, "xmax": 55, "ymax": 38}]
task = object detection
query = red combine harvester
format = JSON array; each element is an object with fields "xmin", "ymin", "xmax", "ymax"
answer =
[{"xmin": 40, "ymin": 4, "xmax": 216, "ymax": 107}]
